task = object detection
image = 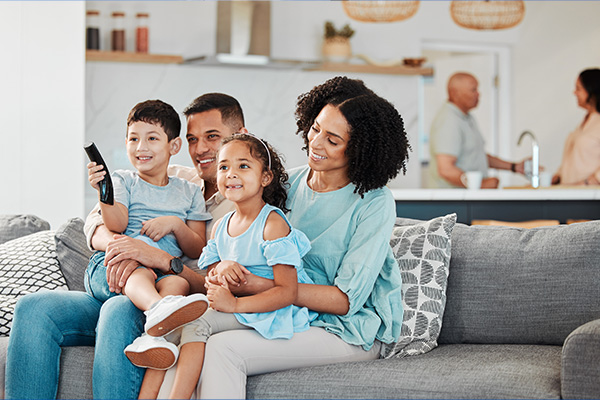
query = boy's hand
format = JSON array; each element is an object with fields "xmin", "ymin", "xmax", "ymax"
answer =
[
  {"xmin": 206, "ymin": 280, "xmax": 237, "ymax": 312},
  {"xmin": 212, "ymin": 260, "xmax": 250, "ymax": 286},
  {"xmin": 140, "ymin": 216, "xmax": 182, "ymax": 242},
  {"xmin": 87, "ymin": 162, "xmax": 106, "ymax": 191}
]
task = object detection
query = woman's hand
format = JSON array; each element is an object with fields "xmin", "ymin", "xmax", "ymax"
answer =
[
  {"xmin": 140, "ymin": 216, "xmax": 182, "ymax": 242},
  {"xmin": 206, "ymin": 280, "xmax": 238, "ymax": 312},
  {"xmin": 87, "ymin": 162, "xmax": 106, "ymax": 192}
]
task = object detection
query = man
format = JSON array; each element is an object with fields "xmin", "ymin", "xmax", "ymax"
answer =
[
  {"xmin": 6, "ymin": 93, "xmax": 244, "ymax": 399},
  {"xmin": 428, "ymin": 72, "xmax": 526, "ymax": 188}
]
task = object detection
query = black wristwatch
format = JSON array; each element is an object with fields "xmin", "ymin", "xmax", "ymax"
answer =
[{"xmin": 169, "ymin": 257, "xmax": 184, "ymax": 275}]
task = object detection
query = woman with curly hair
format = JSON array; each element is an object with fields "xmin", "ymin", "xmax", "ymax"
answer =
[{"xmin": 183, "ymin": 76, "xmax": 411, "ymax": 398}]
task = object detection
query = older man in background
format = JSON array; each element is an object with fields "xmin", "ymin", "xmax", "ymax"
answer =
[{"xmin": 428, "ymin": 72, "xmax": 526, "ymax": 188}]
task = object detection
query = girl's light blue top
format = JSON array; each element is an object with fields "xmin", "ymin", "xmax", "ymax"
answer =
[
  {"xmin": 198, "ymin": 203, "xmax": 317, "ymax": 340},
  {"xmin": 286, "ymin": 165, "xmax": 403, "ymax": 351}
]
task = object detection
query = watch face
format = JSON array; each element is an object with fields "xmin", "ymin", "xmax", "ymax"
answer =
[{"xmin": 170, "ymin": 257, "xmax": 183, "ymax": 274}]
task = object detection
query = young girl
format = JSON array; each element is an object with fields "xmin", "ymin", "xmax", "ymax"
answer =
[{"xmin": 126, "ymin": 133, "xmax": 316, "ymax": 399}]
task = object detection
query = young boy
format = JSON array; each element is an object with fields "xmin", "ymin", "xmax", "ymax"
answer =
[{"xmin": 86, "ymin": 100, "xmax": 209, "ymax": 364}]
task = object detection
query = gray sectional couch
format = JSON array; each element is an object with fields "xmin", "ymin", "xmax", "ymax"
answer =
[{"xmin": 1, "ymin": 214, "xmax": 599, "ymax": 399}]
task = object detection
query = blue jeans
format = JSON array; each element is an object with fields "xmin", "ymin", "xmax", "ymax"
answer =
[
  {"xmin": 6, "ymin": 290, "xmax": 145, "ymax": 399},
  {"xmin": 86, "ymin": 251, "xmax": 167, "ymax": 302}
]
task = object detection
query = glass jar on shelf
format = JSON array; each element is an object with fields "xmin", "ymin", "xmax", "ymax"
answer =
[
  {"xmin": 135, "ymin": 12, "xmax": 149, "ymax": 53},
  {"xmin": 111, "ymin": 11, "xmax": 126, "ymax": 52},
  {"xmin": 86, "ymin": 10, "xmax": 100, "ymax": 50}
]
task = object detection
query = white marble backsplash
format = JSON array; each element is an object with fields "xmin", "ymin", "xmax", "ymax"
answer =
[{"xmin": 85, "ymin": 62, "xmax": 421, "ymax": 213}]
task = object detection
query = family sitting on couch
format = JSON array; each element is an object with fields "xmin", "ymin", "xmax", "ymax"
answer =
[{"xmin": 6, "ymin": 76, "xmax": 411, "ymax": 399}]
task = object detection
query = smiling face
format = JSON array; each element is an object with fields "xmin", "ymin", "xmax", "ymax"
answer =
[
  {"xmin": 574, "ymin": 77, "xmax": 590, "ymax": 110},
  {"xmin": 186, "ymin": 109, "xmax": 238, "ymax": 184},
  {"xmin": 306, "ymin": 104, "xmax": 351, "ymax": 176},
  {"xmin": 126, "ymin": 121, "xmax": 180, "ymax": 182},
  {"xmin": 217, "ymin": 140, "xmax": 270, "ymax": 205}
]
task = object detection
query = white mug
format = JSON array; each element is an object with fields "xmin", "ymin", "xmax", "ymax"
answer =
[
  {"xmin": 539, "ymin": 172, "xmax": 552, "ymax": 187},
  {"xmin": 461, "ymin": 171, "xmax": 483, "ymax": 190}
]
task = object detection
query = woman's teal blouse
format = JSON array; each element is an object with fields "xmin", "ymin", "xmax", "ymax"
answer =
[{"xmin": 286, "ymin": 165, "xmax": 403, "ymax": 351}]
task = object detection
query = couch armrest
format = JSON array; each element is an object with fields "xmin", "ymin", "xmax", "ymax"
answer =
[{"xmin": 561, "ymin": 318, "xmax": 600, "ymax": 399}]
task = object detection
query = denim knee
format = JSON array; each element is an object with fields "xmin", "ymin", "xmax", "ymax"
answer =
[{"xmin": 85, "ymin": 251, "xmax": 118, "ymax": 302}]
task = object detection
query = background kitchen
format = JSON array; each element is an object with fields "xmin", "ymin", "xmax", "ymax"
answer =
[{"xmin": 2, "ymin": 1, "xmax": 599, "ymax": 229}]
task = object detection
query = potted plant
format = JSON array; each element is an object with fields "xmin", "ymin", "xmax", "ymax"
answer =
[{"xmin": 322, "ymin": 21, "xmax": 355, "ymax": 62}]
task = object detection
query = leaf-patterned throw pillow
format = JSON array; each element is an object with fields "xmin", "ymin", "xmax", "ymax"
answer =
[{"xmin": 380, "ymin": 213, "xmax": 456, "ymax": 358}]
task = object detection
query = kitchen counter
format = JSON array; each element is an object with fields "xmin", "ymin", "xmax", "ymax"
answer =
[
  {"xmin": 391, "ymin": 186, "xmax": 600, "ymax": 224},
  {"xmin": 390, "ymin": 186, "xmax": 600, "ymax": 201}
]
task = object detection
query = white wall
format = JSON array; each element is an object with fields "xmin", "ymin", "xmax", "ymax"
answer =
[
  {"xmin": 0, "ymin": 1, "xmax": 85, "ymax": 229},
  {"xmin": 513, "ymin": 1, "xmax": 600, "ymax": 176},
  {"xmin": 4, "ymin": 1, "xmax": 600, "ymax": 226}
]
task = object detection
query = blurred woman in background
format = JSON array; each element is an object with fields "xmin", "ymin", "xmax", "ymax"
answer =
[{"xmin": 553, "ymin": 68, "xmax": 600, "ymax": 185}]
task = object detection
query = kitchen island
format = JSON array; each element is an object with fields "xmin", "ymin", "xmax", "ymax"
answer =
[{"xmin": 392, "ymin": 187, "xmax": 600, "ymax": 224}]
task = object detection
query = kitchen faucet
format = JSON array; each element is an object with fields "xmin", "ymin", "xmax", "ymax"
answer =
[{"xmin": 517, "ymin": 131, "xmax": 539, "ymax": 188}]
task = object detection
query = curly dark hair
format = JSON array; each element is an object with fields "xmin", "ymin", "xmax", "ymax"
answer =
[
  {"xmin": 295, "ymin": 76, "xmax": 411, "ymax": 196},
  {"xmin": 579, "ymin": 68, "xmax": 600, "ymax": 113},
  {"xmin": 127, "ymin": 99, "xmax": 181, "ymax": 141},
  {"xmin": 220, "ymin": 134, "xmax": 289, "ymax": 212}
]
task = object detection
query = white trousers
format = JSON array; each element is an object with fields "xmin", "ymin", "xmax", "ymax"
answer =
[{"xmin": 157, "ymin": 326, "xmax": 381, "ymax": 399}]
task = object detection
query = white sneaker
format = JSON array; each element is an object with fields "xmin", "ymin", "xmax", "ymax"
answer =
[
  {"xmin": 144, "ymin": 294, "xmax": 209, "ymax": 337},
  {"xmin": 124, "ymin": 334, "xmax": 179, "ymax": 370}
]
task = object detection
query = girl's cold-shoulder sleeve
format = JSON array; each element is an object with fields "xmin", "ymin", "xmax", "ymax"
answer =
[
  {"xmin": 197, "ymin": 238, "xmax": 220, "ymax": 270},
  {"xmin": 261, "ymin": 229, "xmax": 311, "ymax": 269}
]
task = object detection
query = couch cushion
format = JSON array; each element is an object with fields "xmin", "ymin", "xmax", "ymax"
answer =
[
  {"xmin": 247, "ymin": 344, "xmax": 562, "ymax": 399},
  {"xmin": 55, "ymin": 218, "xmax": 92, "ymax": 291},
  {"xmin": 58, "ymin": 346, "xmax": 94, "ymax": 399},
  {"xmin": 0, "ymin": 214, "xmax": 50, "ymax": 244},
  {"xmin": 381, "ymin": 213, "xmax": 456, "ymax": 358},
  {"xmin": 0, "ymin": 231, "xmax": 68, "ymax": 336},
  {"xmin": 439, "ymin": 221, "xmax": 600, "ymax": 345}
]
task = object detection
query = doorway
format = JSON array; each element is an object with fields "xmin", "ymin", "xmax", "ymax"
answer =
[{"xmin": 419, "ymin": 41, "xmax": 512, "ymax": 188}]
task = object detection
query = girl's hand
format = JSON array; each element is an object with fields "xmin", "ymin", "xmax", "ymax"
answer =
[
  {"xmin": 213, "ymin": 260, "xmax": 250, "ymax": 286},
  {"xmin": 140, "ymin": 216, "xmax": 181, "ymax": 242},
  {"xmin": 87, "ymin": 162, "xmax": 106, "ymax": 191},
  {"xmin": 206, "ymin": 280, "xmax": 238, "ymax": 312}
]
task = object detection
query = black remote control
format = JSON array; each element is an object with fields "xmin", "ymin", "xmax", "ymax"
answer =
[{"xmin": 84, "ymin": 142, "xmax": 114, "ymax": 205}]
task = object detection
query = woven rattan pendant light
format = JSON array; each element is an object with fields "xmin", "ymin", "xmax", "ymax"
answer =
[
  {"xmin": 342, "ymin": 1, "xmax": 420, "ymax": 23},
  {"xmin": 450, "ymin": 0, "xmax": 525, "ymax": 30}
]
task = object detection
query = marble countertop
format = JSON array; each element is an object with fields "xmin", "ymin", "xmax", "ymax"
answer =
[{"xmin": 390, "ymin": 186, "xmax": 600, "ymax": 201}]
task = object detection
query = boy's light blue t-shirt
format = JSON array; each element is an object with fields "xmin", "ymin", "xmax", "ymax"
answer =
[{"xmin": 112, "ymin": 169, "xmax": 212, "ymax": 257}]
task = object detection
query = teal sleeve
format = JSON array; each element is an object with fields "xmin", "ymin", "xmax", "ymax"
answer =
[{"xmin": 332, "ymin": 190, "xmax": 397, "ymax": 316}]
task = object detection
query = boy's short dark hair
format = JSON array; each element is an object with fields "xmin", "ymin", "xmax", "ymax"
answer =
[
  {"xmin": 183, "ymin": 93, "xmax": 245, "ymax": 132},
  {"xmin": 127, "ymin": 100, "xmax": 181, "ymax": 141}
]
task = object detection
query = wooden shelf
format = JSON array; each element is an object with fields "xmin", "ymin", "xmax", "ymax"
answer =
[
  {"xmin": 305, "ymin": 62, "xmax": 433, "ymax": 76},
  {"xmin": 86, "ymin": 50, "xmax": 183, "ymax": 64},
  {"xmin": 85, "ymin": 51, "xmax": 432, "ymax": 76}
]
